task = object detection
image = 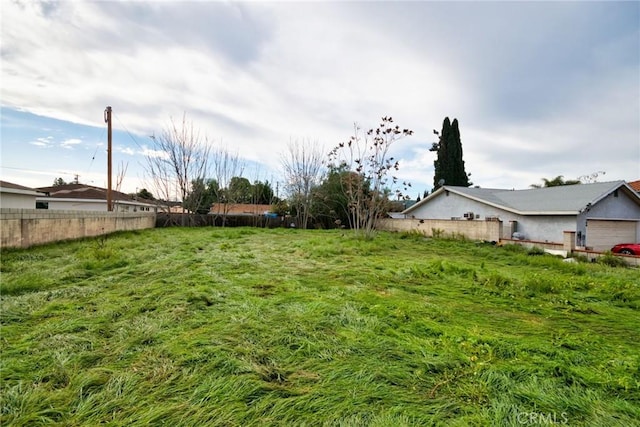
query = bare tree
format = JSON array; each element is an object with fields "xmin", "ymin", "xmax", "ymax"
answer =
[
  {"xmin": 210, "ymin": 147, "xmax": 245, "ymax": 226},
  {"xmin": 578, "ymin": 170, "xmax": 606, "ymax": 184},
  {"xmin": 328, "ymin": 116, "xmax": 413, "ymax": 238},
  {"xmin": 144, "ymin": 113, "xmax": 211, "ymax": 222},
  {"xmin": 115, "ymin": 161, "xmax": 128, "ymax": 193},
  {"xmin": 281, "ymin": 139, "xmax": 324, "ymax": 229}
]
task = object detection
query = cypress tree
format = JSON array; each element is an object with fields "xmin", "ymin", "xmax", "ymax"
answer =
[
  {"xmin": 432, "ymin": 117, "xmax": 451, "ymax": 191},
  {"xmin": 432, "ymin": 117, "xmax": 471, "ymax": 191}
]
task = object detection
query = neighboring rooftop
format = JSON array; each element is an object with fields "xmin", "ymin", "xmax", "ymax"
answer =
[
  {"xmin": 37, "ymin": 184, "xmax": 138, "ymax": 202},
  {"xmin": 210, "ymin": 203, "xmax": 273, "ymax": 216},
  {"xmin": 0, "ymin": 181, "xmax": 44, "ymax": 196},
  {"xmin": 404, "ymin": 180, "xmax": 639, "ymax": 215}
]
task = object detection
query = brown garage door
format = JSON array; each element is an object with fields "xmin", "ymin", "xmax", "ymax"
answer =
[{"xmin": 586, "ymin": 220, "xmax": 638, "ymax": 251}]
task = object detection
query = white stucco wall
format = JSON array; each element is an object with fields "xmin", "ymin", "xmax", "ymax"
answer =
[
  {"xmin": 0, "ymin": 192, "xmax": 37, "ymax": 209},
  {"xmin": 406, "ymin": 192, "xmax": 577, "ymax": 244},
  {"xmin": 514, "ymin": 215, "xmax": 577, "ymax": 243},
  {"xmin": 406, "ymin": 192, "xmax": 497, "ymax": 220},
  {"xmin": 44, "ymin": 200, "xmax": 107, "ymax": 211},
  {"xmin": 39, "ymin": 199, "xmax": 157, "ymax": 213},
  {"xmin": 586, "ymin": 189, "xmax": 640, "ymax": 220}
]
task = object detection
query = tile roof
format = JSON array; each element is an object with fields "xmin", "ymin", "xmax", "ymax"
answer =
[
  {"xmin": 36, "ymin": 184, "xmax": 136, "ymax": 202},
  {"xmin": 35, "ymin": 184, "xmax": 159, "ymax": 208}
]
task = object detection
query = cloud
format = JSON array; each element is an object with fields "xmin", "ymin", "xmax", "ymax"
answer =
[
  {"xmin": 29, "ymin": 136, "xmax": 54, "ymax": 147},
  {"xmin": 1, "ymin": 1, "xmax": 638, "ymax": 193},
  {"xmin": 140, "ymin": 145, "xmax": 169, "ymax": 160},
  {"xmin": 116, "ymin": 146, "xmax": 135, "ymax": 156},
  {"xmin": 60, "ymin": 138, "xmax": 82, "ymax": 149}
]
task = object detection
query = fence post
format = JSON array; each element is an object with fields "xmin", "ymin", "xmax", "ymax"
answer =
[{"xmin": 563, "ymin": 231, "xmax": 576, "ymax": 253}]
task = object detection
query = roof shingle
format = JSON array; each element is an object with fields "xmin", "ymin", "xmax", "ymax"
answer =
[{"xmin": 405, "ymin": 181, "xmax": 638, "ymax": 215}]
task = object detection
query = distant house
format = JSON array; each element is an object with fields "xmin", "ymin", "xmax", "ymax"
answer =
[
  {"xmin": 36, "ymin": 184, "xmax": 158, "ymax": 213},
  {"xmin": 168, "ymin": 205, "xmax": 191, "ymax": 214},
  {"xmin": 629, "ymin": 180, "xmax": 640, "ymax": 193},
  {"xmin": 388, "ymin": 199, "xmax": 418, "ymax": 218},
  {"xmin": 402, "ymin": 181, "xmax": 640, "ymax": 251},
  {"xmin": 0, "ymin": 181, "xmax": 45, "ymax": 209},
  {"xmin": 209, "ymin": 203, "xmax": 273, "ymax": 216}
]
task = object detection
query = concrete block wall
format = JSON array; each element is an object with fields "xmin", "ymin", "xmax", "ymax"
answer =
[
  {"xmin": 1, "ymin": 209, "xmax": 156, "ymax": 249},
  {"xmin": 377, "ymin": 218, "xmax": 503, "ymax": 242}
]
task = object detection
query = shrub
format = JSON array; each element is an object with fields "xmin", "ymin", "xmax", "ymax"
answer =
[
  {"xmin": 500, "ymin": 244, "xmax": 527, "ymax": 253},
  {"xmin": 526, "ymin": 246, "xmax": 545, "ymax": 256},
  {"xmin": 399, "ymin": 230, "xmax": 426, "ymax": 241},
  {"xmin": 431, "ymin": 228, "xmax": 445, "ymax": 238},
  {"xmin": 524, "ymin": 275, "xmax": 555, "ymax": 295},
  {"xmin": 598, "ymin": 252, "xmax": 628, "ymax": 268}
]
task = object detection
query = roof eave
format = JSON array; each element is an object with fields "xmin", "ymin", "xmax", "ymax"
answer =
[
  {"xmin": 36, "ymin": 197, "xmax": 105, "ymax": 203},
  {"xmin": 1, "ymin": 187, "xmax": 46, "ymax": 197},
  {"xmin": 405, "ymin": 186, "xmax": 520, "ymax": 215},
  {"xmin": 402, "ymin": 187, "xmax": 446, "ymax": 214},
  {"xmin": 521, "ymin": 211, "xmax": 579, "ymax": 216},
  {"xmin": 580, "ymin": 181, "xmax": 628, "ymax": 209},
  {"xmin": 35, "ymin": 197, "xmax": 156, "ymax": 208}
]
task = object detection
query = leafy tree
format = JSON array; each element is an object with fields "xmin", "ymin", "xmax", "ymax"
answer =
[
  {"xmin": 184, "ymin": 178, "xmax": 218, "ymax": 214},
  {"xmin": 430, "ymin": 117, "xmax": 471, "ymax": 191},
  {"xmin": 312, "ymin": 164, "xmax": 353, "ymax": 229},
  {"xmin": 251, "ymin": 180, "xmax": 275, "ymax": 205},
  {"xmin": 227, "ymin": 177, "xmax": 252, "ymax": 203},
  {"xmin": 328, "ymin": 116, "xmax": 413, "ymax": 237},
  {"xmin": 53, "ymin": 177, "xmax": 68, "ymax": 186},
  {"xmin": 136, "ymin": 188, "xmax": 155, "ymax": 200},
  {"xmin": 530, "ymin": 175, "xmax": 581, "ymax": 188},
  {"xmin": 270, "ymin": 199, "xmax": 289, "ymax": 216},
  {"xmin": 185, "ymin": 175, "xmax": 274, "ymax": 215},
  {"xmin": 207, "ymin": 179, "xmax": 220, "ymax": 202}
]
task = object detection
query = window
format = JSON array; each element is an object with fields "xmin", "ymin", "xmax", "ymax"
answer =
[{"xmin": 36, "ymin": 201, "xmax": 48, "ymax": 209}]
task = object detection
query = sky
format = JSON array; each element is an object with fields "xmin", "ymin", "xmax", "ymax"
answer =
[{"xmin": 1, "ymin": 0, "xmax": 639, "ymax": 199}]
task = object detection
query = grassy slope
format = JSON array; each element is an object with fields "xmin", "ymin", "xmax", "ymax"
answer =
[{"xmin": 1, "ymin": 228, "xmax": 639, "ymax": 426}]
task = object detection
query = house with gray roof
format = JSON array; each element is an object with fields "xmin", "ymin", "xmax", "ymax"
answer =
[{"xmin": 402, "ymin": 181, "xmax": 640, "ymax": 251}]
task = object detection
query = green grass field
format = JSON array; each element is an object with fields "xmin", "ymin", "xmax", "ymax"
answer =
[{"xmin": 1, "ymin": 228, "xmax": 639, "ymax": 426}]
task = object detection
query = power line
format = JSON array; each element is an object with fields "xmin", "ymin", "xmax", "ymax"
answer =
[
  {"xmin": 86, "ymin": 125, "xmax": 106, "ymax": 175},
  {"xmin": 87, "ymin": 144, "xmax": 100, "ymax": 171},
  {"xmin": 113, "ymin": 112, "xmax": 145, "ymax": 150},
  {"xmin": 0, "ymin": 165, "xmax": 79, "ymax": 177}
]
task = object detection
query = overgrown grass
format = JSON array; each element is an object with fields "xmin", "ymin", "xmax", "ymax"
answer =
[{"xmin": 1, "ymin": 228, "xmax": 638, "ymax": 426}]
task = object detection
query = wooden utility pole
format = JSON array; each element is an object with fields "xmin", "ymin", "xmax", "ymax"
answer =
[{"xmin": 104, "ymin": 106, "xmax": 113, "ymax": 211}]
